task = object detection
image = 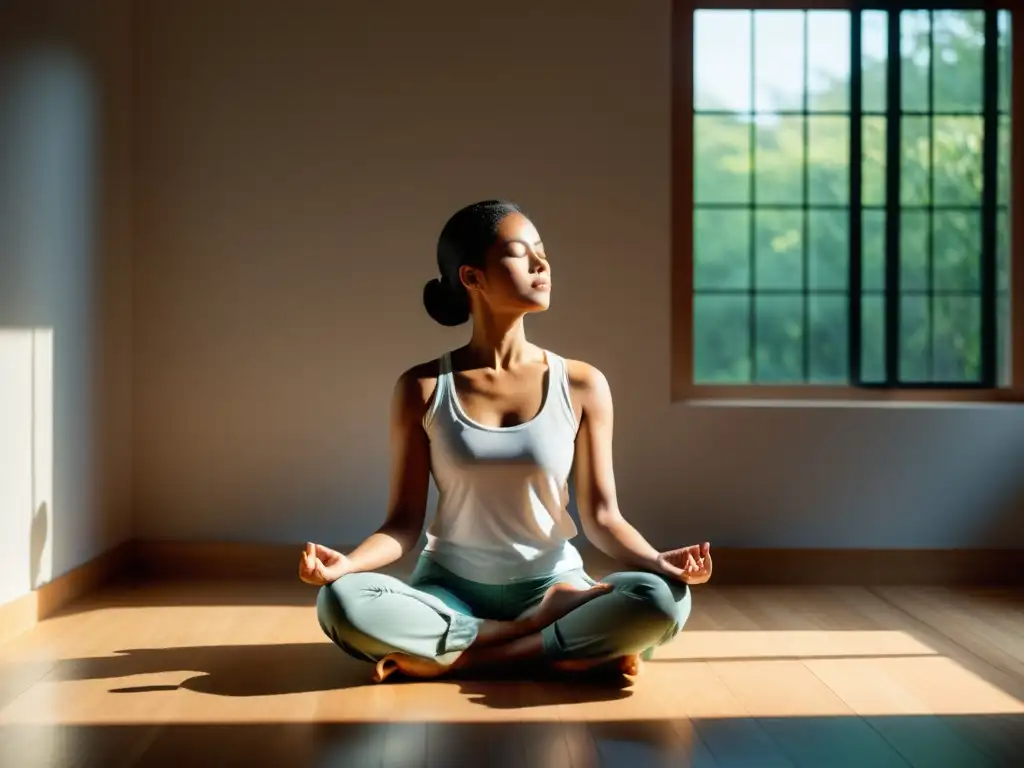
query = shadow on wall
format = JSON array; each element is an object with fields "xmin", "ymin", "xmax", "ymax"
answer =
[{"xmin": 30, "ymin": 502, "xmax": 49, "ymax": 589}]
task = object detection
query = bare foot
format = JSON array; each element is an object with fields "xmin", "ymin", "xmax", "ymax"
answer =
[
  {"xmin": 524, "ymin": 581, "xmax": 613, "ymax": 630},
  {"xmin": 373, "ymin": 653, "xmax": 451, "ymax": 683},
  {"xmin": 618, "ymin": 654, "xmax": 642, "ymax": 677},
  {"xmin": 552, "ymin": 653, "xmax": 642, "ymax": 678}
]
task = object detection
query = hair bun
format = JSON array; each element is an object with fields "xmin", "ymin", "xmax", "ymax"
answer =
[{"xmin": 423, "ymin": 278, "xmax": 470, "ymax": 327}]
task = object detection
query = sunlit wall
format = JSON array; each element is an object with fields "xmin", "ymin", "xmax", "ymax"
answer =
[{"xmin": 0, "ymin": 1, "xmax": 133, "ymax": 604}]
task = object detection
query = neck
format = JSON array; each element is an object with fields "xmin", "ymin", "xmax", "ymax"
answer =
[{"xmin": 467, "ymin": 312, "xmax": 532, "ymax": 370}]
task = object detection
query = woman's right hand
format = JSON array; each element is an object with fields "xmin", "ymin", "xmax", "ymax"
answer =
[{"xmin": 299, "ymin": 542, "xmax": 353, "ymax": 585}]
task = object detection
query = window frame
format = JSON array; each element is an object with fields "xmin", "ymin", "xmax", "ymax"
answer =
[{"xmin": 671, "ymin": 0, "xmax": 1024, "ymax": 402}]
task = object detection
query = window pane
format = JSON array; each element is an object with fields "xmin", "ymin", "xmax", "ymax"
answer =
[
  {"xmin": 755, "ymin": 209, "xmax": 802, "ymax": 290},
  {"xmin": 863, "ymin": 209, "xmax": 886, "ymax": 291},
  {"xmin": 932, "ymin": 295, "xmax": 981, "ymax": 383},
  {"xmin": 808, "ymin": 209, "xmax": 848, "ymax": 290},
  {"xmin": 694, "ymin": 295, "xmax": 751, "ymax": 383},
  {"xmin": 900, "ymin": 295, "xmax": 930, "ymax": 382},
  {"xmin": 695, "ymin": 208, "xmax": 750, "ymax": 290},
  {"xmin": 901, "ymin": 116, "xmax": 931, "ymax": 205},
  {"xmin": 809, "ymin": 295, "xmax": 848, "ymax": 382},
  {"xmin": 808, "ymin": 116, "xmax": 849, "ymax": 204},
  {"xmin": 933, "ymin": 11, "xmax": 984, "ymax": 114},
  {"xmin": 695, "ymin": 115, "xmax": 751, "ymax": 204},
  {"xmin": 933, "ymin": 117, "xmax": 983, "ymax": 206},
  {"xmin": 756, "ymin": 116, "xmax": 804, "ymax": 204},
  {"xmin": 998, "ymin": 294, "xmax": 1010, "ymax": 387},
  {"xmin": 998, "ymin": 116, "xmax": 1011, "ymax": 207},
  {"xmin": 755, "ymin": 294, "xmax": 804, "ymax": 383},
  {"xmin": 862, "ymin": 11, "xmax": 888, "ymax": 113},
  {"xmin": 933, "ymin": 209, "xmax": 981, "ymax": 292},
  {"xmin": 694, "ymin": 11, "xmax": 752, "ymax": 112},
  {"xmin": 861, "ymin": 295, "xmax": 886, "ymax": 383},
  {"xmin": 807, "ymin": 12, "xmax": 850, "ymax": 112},
  {"xmin": 863, "ymin": 116, "xmax": 887, "ymax": 206},
  {"xmin": 998, "ymin": 11, "xmax": 1012, "ymax": 114},
  {"xmin": 900, "ymin": 210, "xmax": 929, "ymax": 292},
  {"xmin": 901, "ymin": 11, "xmax": 931, "ymax": 113},
  {"xmin": 998, "ymin": 209, "xmax": 1009, "ymax": 292},
  {"xmin": 754, "ymin": 11, "xmax": 805, "ymax": 112}
]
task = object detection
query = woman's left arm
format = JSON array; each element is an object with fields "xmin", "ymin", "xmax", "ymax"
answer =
[
  {"xmin": 569, "ymin": 361, "xmax": 712, "ymax": 583},
  {"xmin": 569, "ymin": 361, "xmax": 662, "ymax": 571}
]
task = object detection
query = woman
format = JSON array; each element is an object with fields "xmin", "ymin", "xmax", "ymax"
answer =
[{"xmin": 299, "ymin": 200, "xmax": 712, "ymax": 683}]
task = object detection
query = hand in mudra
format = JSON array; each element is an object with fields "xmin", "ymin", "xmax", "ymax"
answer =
[
  {"xmin": 657, "ymin": 542, "xmax": 712, "ymax": 585},
  {"xmin": 298, "ymin": 542, "xmax": 352, "ymax": 585}
]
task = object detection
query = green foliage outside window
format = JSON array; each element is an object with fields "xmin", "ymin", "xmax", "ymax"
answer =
[{"xmin": 692, "ymin": 9, "xmax": 1012, "ymax": 387}]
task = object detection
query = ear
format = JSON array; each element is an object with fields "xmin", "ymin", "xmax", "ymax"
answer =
[{"xmin": 459, "ymin": 264, "xmax": 483, "ymax": 291}]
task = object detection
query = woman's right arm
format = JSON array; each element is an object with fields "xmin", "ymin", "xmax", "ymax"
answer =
[{"xmin": 335, "ymin": 368, "xmax": 433, "ymax": 574}]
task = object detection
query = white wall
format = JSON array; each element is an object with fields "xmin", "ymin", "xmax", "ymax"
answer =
[
  {"xmin": 132, "ymin": 0, "xmax": 1024, "ymax": 550},
  {"xmin": 0, "ymin": 0, "xmax": 133, "ymax": 605}
]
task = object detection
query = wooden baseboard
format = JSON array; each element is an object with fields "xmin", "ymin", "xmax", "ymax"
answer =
[
  {"xmin": 131, "ymin": 540, "xmax": 1024, "ymax": 587},
  {"xmin": 2, "ymin": 540, "xmax": 1019, "ymax": 643},
  {"xmin": 0, "ymin": 540, "xmax": 132, "ymax": 645}
]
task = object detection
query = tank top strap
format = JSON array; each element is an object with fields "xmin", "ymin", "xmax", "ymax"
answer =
[
  {"xmin": 422, "ymin": 352, "xmax": 453, "ymax": 430},
  {"xmin": 546, "ymin": 351, "xmax": 579, "ymax": 432}
]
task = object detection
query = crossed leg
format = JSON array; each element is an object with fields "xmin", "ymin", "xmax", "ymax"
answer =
[{"xmin": 316, "ymin": 570, "xmax": 691, "ymax": 682}]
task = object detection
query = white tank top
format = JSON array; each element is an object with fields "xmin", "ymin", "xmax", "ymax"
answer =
[{"xmin": 421, "ymin": 350, "xmax": 584, "ymax": 584}]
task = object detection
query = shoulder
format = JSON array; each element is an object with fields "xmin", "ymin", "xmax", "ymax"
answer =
[
  {"xmin": 392, "ymin": 357, "xmax": 443, "ymax": 420},
  {"xmin": 563, "ymin": 357, "xmax": 613, "ymax": 412}
]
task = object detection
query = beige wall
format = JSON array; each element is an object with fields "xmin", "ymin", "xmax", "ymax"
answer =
[
  {"xmin": 127, "ymin": 0, "xmax": 1021, "ymax": 551},
  {"xmin": 0, "ymin": 0, "xmax": 134, "ymax": 605}
]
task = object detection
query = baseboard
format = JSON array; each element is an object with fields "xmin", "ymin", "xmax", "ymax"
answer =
[
  {"xmin": 131, "ymin": 540, "xmax": 1024, "ymax": 587},
  {"xmin": 2, "ymin": 540, "xmax": 1018, "ymax": 643},
  {"xmin": 0, "ymin": 540, "xmax": 133, "ymax": 645}
]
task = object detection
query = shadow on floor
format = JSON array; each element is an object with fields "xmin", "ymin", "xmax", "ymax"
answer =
[{"xmin": 39, "ymin": 642, "xmax": 634, "ymax": 706}]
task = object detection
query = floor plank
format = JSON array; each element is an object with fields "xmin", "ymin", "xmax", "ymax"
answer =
[{"xmin": 1, "ymin": 580, "xmax": 1022, "ymax": 767}]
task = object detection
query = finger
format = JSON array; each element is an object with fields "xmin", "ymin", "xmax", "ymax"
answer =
[
  {"xmin": 701, "ymin": 542, "xmax": 711, "ymax": 557},
  {"xmin": 659, "ymin": 560, "xmax": 686, "ymax": 579},
  {"xmin": 315, "ymin": 543, "xmax": 337, "ymax": 560},
  {"xmin": 314, "ymin": 560, "xmax": 329, "ymax": 584}
]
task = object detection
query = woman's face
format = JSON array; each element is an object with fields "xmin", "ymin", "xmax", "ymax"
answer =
[{"xmin": 461, "ymin": 212, "xmax": 551, "ymax": 316}]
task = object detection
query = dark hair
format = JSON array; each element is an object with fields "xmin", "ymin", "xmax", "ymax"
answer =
[{"xmin": 423, "ymin": 200, "xmax": 524, "ymax": 326}]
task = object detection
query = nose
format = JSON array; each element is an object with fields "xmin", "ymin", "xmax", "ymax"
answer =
[{"xmin": 529, "ymin": 251, "xmax": 548, "ymax": 273}]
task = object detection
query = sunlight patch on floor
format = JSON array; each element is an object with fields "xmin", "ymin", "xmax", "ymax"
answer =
[
  {"xmin": 1, "ymin": 629, "xmax": 1021, "ymax": 725},
  {"xmin": 656, "ymin": 630, "xmax": 939, "ymax": 660}
]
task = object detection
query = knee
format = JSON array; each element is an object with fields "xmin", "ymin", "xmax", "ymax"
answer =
[
  {"xmin": 316, "ymin": 573, "xmax": 388, "ymax": 662},
  {"xmin": 609, "ymin": 571, "xmax": 691, "ymax": 633},
  {"xmin": 315, "ymin": 572, "xmax": 374, "ymax": 638}
]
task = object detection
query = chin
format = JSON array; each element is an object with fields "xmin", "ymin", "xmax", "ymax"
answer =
[
  {"xmin": 525, "ymin": 296, "xmax": 551, "ymax": 313},
  {"xmin": 510, "ymin": 288, "xmax": 551, "ymax": 314}
]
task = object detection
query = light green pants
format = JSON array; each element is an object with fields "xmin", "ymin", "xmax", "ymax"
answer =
[{"xmin": 316, "ymin": 555, "xmax": 691, "ymax": 665}]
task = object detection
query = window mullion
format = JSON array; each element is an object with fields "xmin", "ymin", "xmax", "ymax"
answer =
[
  {"xmin": 981, "ymin": 9, "xmax": 999, "ymax": 387},
  {"xmin": 885, "ymin": 9, "xmax": 902, "ymax": 386},
  {"xmin": 850, "ymin": 9, "xmax": 864, "ymax": 385}
]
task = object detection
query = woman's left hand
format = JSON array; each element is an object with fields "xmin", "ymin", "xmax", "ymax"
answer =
[{"xmin": 656, "ymin": 542, "xmax": 712, "ymax": 585}]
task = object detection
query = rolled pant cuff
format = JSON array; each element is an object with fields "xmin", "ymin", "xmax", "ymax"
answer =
[
  {"xmin": 440, "ymin": 612, "xmax": 482, "ymax": 655},
  {"xmin": 540, "ymin": 623, "xmax": 568, "ymax": 660}
]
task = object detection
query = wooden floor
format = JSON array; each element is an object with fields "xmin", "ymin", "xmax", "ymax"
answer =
[{"xmin": 1, "ymin": 578, "xmax": 1023, "ymax": 767}]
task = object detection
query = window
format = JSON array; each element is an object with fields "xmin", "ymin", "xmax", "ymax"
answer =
[{"xmin": 672, "ymin": 1, "xmax": 1020, "ymax": 400}]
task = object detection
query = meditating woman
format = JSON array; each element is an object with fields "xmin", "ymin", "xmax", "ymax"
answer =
[{"xmin": 299, "ymin": 200, "xmax": 712, "ymax": 683}]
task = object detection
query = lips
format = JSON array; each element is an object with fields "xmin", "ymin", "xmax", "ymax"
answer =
[{"xmin": 532, "ymin": 280, "xmax": 551, "ymax": 290}]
